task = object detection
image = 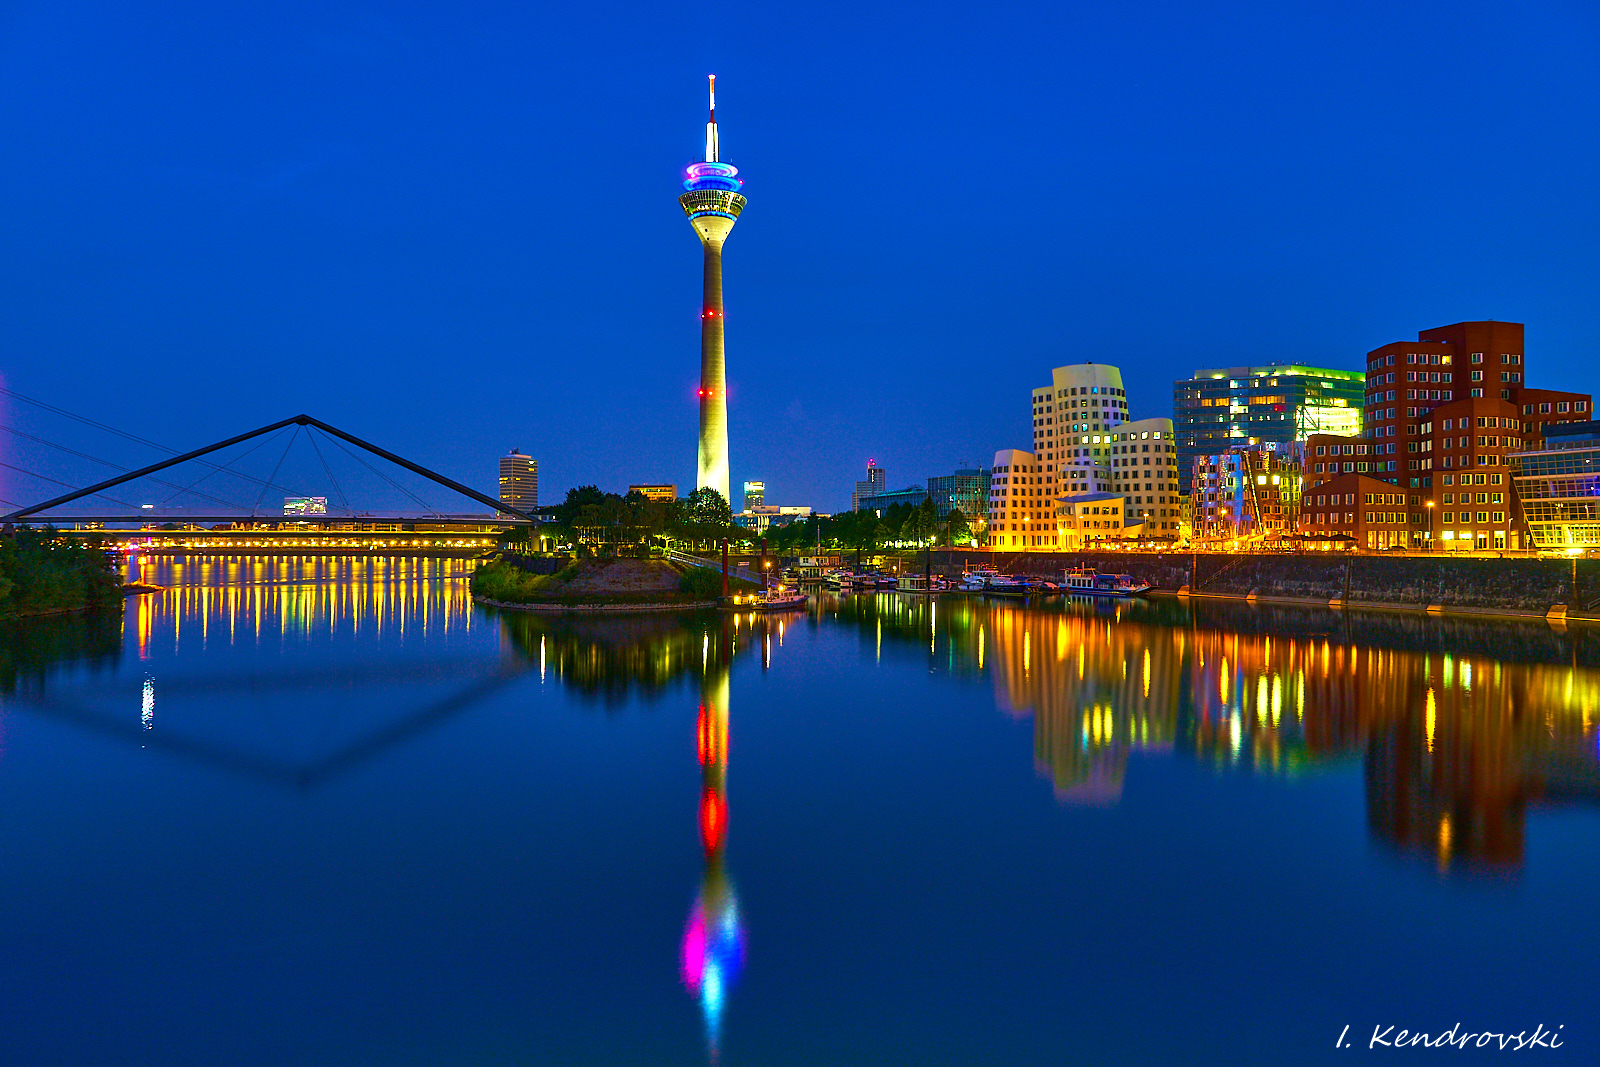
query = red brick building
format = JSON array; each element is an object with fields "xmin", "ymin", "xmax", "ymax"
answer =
[
  {"xmin": 1300, "ymin": 473, "xmax": 1426, "ymax": 551},
  {"xmin": 1300, "ymin": 320, "xmax": 1593, "ymax": 551},
  {"xmin": 1304, "ymin": 433, "xmax": 1380, "ymax": 492}
]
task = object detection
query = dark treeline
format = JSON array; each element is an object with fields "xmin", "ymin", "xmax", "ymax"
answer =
[
  {"xmin": 761, "ymin": 502, "xmax": 972, "ymax": 554},
  {"xmin": 0, "ymin": 527, "xmax": 125, "ymax": 618},
  {"xmin": 519, "ymin": 486, "xmax": 736, "ymax": 554},
  {"xmin": 517, "ymin": 487, "xmax": 974, "ymax": 556}
]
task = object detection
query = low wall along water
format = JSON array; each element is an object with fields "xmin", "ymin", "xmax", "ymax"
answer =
[{"xmin": 917, "ymin": 550, "xmax": 1600, "ymax": 621}]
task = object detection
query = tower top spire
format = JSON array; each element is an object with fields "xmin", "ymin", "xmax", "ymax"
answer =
[{"xmin": 705, "ymin": 74, "xmax": 719, "ymax": 162}]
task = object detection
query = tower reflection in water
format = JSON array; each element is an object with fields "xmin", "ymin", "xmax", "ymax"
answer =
[
  {"xmin": 496, "ymin": 609, "xmax": 773, "ymax": 1057},
  {"xmin": 682, "ymin": 651, "xmax": 744, "ymax": 1060}
]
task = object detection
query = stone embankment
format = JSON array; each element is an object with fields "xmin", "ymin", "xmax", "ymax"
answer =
[{"xmin": 922, "ymin": 550, "xmax": 1600, "ymax": 622}]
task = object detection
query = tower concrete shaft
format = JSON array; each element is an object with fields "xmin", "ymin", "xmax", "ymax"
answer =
[
  {"xmin": 697, "ymin": 234, "xmax": 731, "ymax": 505},
  {"xmin": 680, "ymin": 75, "xmax": 745, "ymax": 508}
]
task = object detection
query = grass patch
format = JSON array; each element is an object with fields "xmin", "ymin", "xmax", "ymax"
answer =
[{"xmin": 470, "ymin": 556, "xmax": 764, "ymax": 604}]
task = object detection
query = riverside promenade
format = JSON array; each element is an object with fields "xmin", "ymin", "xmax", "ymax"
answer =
[{"xmin": 922, "ymin": 550, "xmax": 1600, "ymax": 622}]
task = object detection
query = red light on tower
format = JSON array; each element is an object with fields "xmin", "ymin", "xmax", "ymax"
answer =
[{"xmin": 698, "ymin": 788, "xmax": 727, "ymax": 852}]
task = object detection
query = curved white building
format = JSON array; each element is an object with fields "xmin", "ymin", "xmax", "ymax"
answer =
[{"xmin": 987, "ymin": 362, "xmax": 1184, "ymax": 551}]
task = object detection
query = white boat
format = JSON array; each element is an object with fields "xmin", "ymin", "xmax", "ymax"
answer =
[
  {"xmin": 959, "ymin": 568, "xmax": 999, "ymax": 591},
  {"xmin": 982, "ymin": 574, "xmax": 1029, "ymax": 596},
  {"xmin": 1063, "ymin": 567, "xmax": 1151, "ymax": 597}
]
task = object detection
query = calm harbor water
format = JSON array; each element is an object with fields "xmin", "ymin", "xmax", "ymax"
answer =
[{"xmin": 2, "ymin": 555, "xmax": 1599, "ymax": 1065}]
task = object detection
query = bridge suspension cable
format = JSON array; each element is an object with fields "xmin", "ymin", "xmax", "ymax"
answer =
[
  {"xmin": 1, "ymin": 423, "xmax": 254, "ymax": 513},
  {"xmin": 155, "ymin": 426, "xmax": 288, "ymax": 512},
  {"xmin": 252, "ymin": 426, "xmax": 301, "ymax": 514},
  {"xmin": 323, "ymin": 431, "xmax": 438, "ymax": 515},
  {"xmin": 0, "ymin": 459, "xmax": 141, "ymax": 509},
  {"xmin": 0, "ymin": 387, "xmax": 306, "ymax": 500}
]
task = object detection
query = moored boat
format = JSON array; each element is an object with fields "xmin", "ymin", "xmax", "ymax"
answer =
[
  {"xmin": 1062, "ymin": 567, "xmax": 1151, "ymax": 597},
  {"xmin": 982, "ymin": 574, "xmax": 1029, "ymax": 596},
  {"xmin": 723, "ymin": 587, "xmax": 809, "ymax": 611},
  {"xmin": 958, "ymin": 568, "xmax": 1000, "ymax": 591}
]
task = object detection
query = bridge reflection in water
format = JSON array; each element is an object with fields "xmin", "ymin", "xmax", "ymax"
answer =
[{"xmin": 124, "ymin": 554, "xmax": 479, "ymax": 656}]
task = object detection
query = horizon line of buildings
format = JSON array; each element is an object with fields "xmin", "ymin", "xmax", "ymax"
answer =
[{"xmin": 850, "ymin": 318, "xmax": 1598, "ymax": 553}]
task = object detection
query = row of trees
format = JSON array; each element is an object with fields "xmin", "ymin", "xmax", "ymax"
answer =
[
  {"xmin": 510, "ymin": 486, "xmax": 738, "ymax": 554},
  {"xmin": 762, "ymin": 503, "xmax": 974, "ymax": 554},
  {"xmin": 510, "ymin": 487, "xmax": 978, "ymax": 557}
]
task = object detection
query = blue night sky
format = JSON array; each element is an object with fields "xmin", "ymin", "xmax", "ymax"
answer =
[{"xmin": 2, "ymin": 1, "xmax": 1597, "ymax": 513}]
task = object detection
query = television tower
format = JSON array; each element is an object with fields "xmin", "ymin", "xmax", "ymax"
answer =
[{"xmin": 680, "ymin": 74, "xmax": 746, "ymax": 507}]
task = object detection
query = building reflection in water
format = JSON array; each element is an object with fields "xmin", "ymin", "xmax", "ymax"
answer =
[{"xmin": 828, "ymin": 591, "xmax": 1600, "ymax": 873}]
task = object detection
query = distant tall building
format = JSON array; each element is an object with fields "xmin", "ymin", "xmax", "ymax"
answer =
[
  {"xmin": 851, "ymin": 462, "xmax": 885, "ymax": 512},
  {"xmin": 498, "ymin": 450, "xmax": 538, "ymax": 515},
  {"xmin": 680, "ymin": 75, "xmax": 746, "ymax": 507},
  {"xmin": 629, "ymin": 484, "xmax": 678, "ymax": 503},
  {"xmin": 743, "ymin": 481, "xmax": 765, "ymax": 510},
  {"xmin": 1173, "ymin": 365, "xmax": 1363, "ymax": 494}
]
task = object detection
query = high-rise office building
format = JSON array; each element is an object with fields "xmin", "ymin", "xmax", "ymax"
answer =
[
  {"xmin": 851, "ymin": 462, "xmax": 885, "ymax": 512},
  {"xmin": 680, "ymin": 75, "xmax": 746, "ymax": 507},
  {"xmin": 498, "ymin": 450, "xmax": 538, "ymax": 515},
  {"xmin": 1172, "ymin": 365, "xmax": 1363, "ymax": 494},
  {"xmin": 743, "ymin": 481, "xmax": 765, "ymax": 510}
]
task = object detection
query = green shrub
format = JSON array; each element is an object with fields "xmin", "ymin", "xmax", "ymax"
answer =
[
  {"xmin": 678, "ymin": 566, "xmax": 726, "ymax": 599},
  {"xmin": 0, "ymin": 529, "xmax": 123, "ymax": 618}
]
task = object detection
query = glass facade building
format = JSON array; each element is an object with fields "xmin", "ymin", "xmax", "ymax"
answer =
[
  {"xmin": 1173, "ymin": 365, "xmax": 1364, "ymax": 494},
  {"xmin": 926, "ymin": 469, "xmax": 990, "ymax": 520},
  {"xmin": 858, "ymin": 486, "xmax": 932, "ymax": 516},
  {"xmin": 1511, "ymin": 421, "xmax": 1600, "ymax": 548}
]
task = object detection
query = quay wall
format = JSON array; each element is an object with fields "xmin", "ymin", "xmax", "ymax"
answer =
[{"xmin": 915, "ymin": 550, "xmax": 1600, "ymax": 620}]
